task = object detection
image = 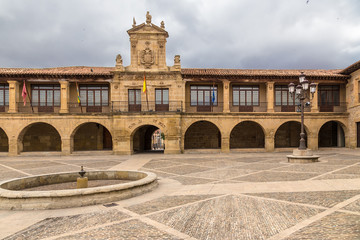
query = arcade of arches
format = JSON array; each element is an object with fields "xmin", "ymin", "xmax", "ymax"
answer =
[{"xmin": 0, "ymin": 119, "xmax": 348, "ymax": 155}]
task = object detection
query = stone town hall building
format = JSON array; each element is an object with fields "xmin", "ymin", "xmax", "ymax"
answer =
[{"xmin": 0, "ymin": 13, "xmax": 360, "ymax": 156}]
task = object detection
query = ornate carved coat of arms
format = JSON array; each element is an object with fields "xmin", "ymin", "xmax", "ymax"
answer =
[{"xmin": 140, "ymin": 46, "xmax": 155, "ymax": 68}]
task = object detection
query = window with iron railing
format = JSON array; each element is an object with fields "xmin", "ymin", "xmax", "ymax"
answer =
[
  {"xmin": 128, "ymin": 89, "xmax": 141, "ymax": 112},
  {"xmin": 79, "ymin": 85, "xmax": 109, "ymax": 112},
  {"xmin": 318, "ymin": 85, "xmax": 340, "ymax": 112},
  {"xmin": 0, "ymin": 84, "xmax": 9, "ymax": 112},
  {"xmin": 233, "ymin": 85, "xmax": 259, "ymax": 112},
  {"xmin": 31, "ymin": 85, "xmax": 60, "ymax": 112},
  {"xmin": 155, "ymin": 88, "xmax": 169, "ymax": 111},
  {"xmin": 190, "ymin": 85, "xmax": 217, "ymax": 112},
  {"xmin": 275, "ymin": 85, "xmax": 300, "ymax": 112}
]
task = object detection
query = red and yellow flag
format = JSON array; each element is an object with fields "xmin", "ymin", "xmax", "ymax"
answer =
[{"xmin": 143, "ymin": 74, "xmax": 147, "ymax": 93}]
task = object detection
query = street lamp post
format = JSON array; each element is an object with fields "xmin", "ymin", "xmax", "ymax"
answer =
[{"xmin": 288, "ymin": 72, "xmax": 317, "ymax": 150}]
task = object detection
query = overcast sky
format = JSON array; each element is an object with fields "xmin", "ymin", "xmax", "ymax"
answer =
[{"xmin": 0, "ymin": 0, "xmax": 359, "ymax": 70}]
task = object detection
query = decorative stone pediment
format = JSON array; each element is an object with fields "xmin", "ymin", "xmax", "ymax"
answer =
[{"xmin": 126, "ymin": 12, "xmax": 169, "ymax": 71}]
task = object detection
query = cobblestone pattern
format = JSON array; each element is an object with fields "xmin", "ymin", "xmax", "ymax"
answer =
[
  {"xmin": 232, "ymin": 171, "xmax": 318, "ymax": 182},
  {"xmin": 4, "ymin": 210, "xmax": 130, "ymax": 240},
  {"xmin": 343, "ymin": 198, "xmax": 360, "ymax": 212},
  {"xmin": 57, "ymin": 219, "xmax": 181, "ymax": 240},
  {"xmin": 285, "ymin": 212, "xmax": 360, "ymax": 240},
  {"xmin": 246, "ymin": 190, "xmax": 360, "ymax": 208},
  {"xmin": 126, "ymin": 195, "xmax": 219, "ymax": 215},
  {"xmin": 148, "ymin": 195, "xmax": 324, "ymax": 240}
]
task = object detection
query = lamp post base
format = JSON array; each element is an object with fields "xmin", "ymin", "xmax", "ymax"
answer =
[{"xmin": 287, "ymin": 149, "xmax": 319, "ymax": 163}]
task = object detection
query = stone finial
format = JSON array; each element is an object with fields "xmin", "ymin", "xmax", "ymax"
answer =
[
  {"xmin": 132, "ymin": 17, "xmax": 136, "ymax": 27},
  {"xmin": 172, "ymin": 55, "xmax": 181, "ymax": 70},
  {"xmin": 174, "ymin": 55, "xmax": 181, "ymax": 64},
  {"xmin": 146, "ymin": 11, "xmax": 152, "ymax": 24},
  {"xmin": 161, "ymin": 21, "xmax": 165, "ymax": 29},
  {"xmin": 116, "ymin": 54, "xmax": 123, "ymax": 66}
]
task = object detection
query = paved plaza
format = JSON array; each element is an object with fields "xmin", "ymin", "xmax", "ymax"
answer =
[{"xmin": 0, "ymin": 150, "xmax": 359, "ymax": 240}]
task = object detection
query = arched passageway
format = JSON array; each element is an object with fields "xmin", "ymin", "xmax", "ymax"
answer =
[
  {"xmin": 0, "ymin": 128, "xmax": 8, "ymax": 152},
  {"xmin": 184, "ymin": 121, "xmax": 221, "ymax": 149},
  {"xmin": 275, "ymin": 121, "xmax": 307, "ymax": 148},
  {"xmin": 230, "ymin": 121, "xmax": 264, "ymax": 148},
  {"xmin": 21, "ymin": 123, "xmax": 61, "ymax": 152},
  {"xmin": 132, "ymin": 125, "xmax": 164, "ymax": 153},
  {"xmin": 318, "ymin": 121, "xmax": 345, "ymax": 147},
  {"xmin": 73, "ymin": 123, "xmax": 112, "ymax": 151}
]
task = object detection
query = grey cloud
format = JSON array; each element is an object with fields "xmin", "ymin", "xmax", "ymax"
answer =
[{"xmin": 0, "ymin": 0, "xmax": 359, "ymax": 69}]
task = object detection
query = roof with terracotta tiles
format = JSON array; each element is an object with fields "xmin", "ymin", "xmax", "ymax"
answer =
[
  {"xmin": 0, "ymin": 66, "xmax": 114, "ymax": 77},
  {"xmin": 0, "ymin": 66, "xmax": 350, "ymax": 80},
  {"xmin": 340, "ymin": 60, "xmax": 360, "ymax": 75},
  {"xmin": 181, "ymin": 68, "xmax": 348, "ymax": 79}
]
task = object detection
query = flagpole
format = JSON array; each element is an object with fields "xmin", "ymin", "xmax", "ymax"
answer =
[
  {"xmin": 23, "ymin": 80, "xmax": 33, "ymax": 113},
  {"xmin": 143, "ymin": 72, "xmax": 149, "ymax": 111},
  {"xmin": 76, "ymin": 81, "xmax": 83, "ymax": 113}
]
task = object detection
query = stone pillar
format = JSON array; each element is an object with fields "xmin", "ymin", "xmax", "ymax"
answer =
[
  {"xmin": 8, "ymin": 137, "xmax": 19, "ymax": 156},
  {"xmin": 265, "ymin": 131, "xmax": 275, "ymax": 152},
  {"xmin": 266, "ymin": 82, "xmax": 274, "ymax": 113},
  {"xmin": 61, "ymin": 137, "xmax": 72, "ymax": 155},
  {"xmin": 307, "ymin": 133, "xmax": 318, "ymax": 150},
  {"xmin": 164, "ymin": 136, "xmax": 181, "ymax": 154},
  {"xmin": 221, "ymin": 136, "xmax": 230, "ymax": 153},
  {"xmin": 7, "ymin": 81, "xmax": 19, "ymax": 113},
  {"xmin": 59, "ymin": 80, "xmax": 69, "ymax": 113},
  {"xmin": 223, "ymin": 80, "xmax": 230, "ymax": 113},
  {"xmin": 112, "ymin": 129, "xmax": 132, "ymax": 155},
  {"xmin": 311, "ymin": 83, "xmax": 319, "ymax": 112}
]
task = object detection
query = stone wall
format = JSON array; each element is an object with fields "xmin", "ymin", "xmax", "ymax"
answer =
[
  {"xmin": 230, "ymin": 121, "xmax": 264, "ymax": 148},
  {"xmin": 184, "ymin": 121, "xmax": 221, "ymax": 149},
  {"xmin": 22, "ymin": 123, "xmax": 61, "ymax": 151}
]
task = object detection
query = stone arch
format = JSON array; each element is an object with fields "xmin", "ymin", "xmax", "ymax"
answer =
[
  {"xmin": 72, "ymin": 122, "xmax": 113, "ymax": 151},
  {"xmin": 0, "ymin": 127, "xmax": 9, "ymax": 152},
  {"xmin": 131, "ymin": 124, "xmax": 165, "ymax": 153},
  {"xmin": 318, "ymin": 120, "xmax": 345, "ymax": 147},
  {"xmin": 184, "ymin": 120, "xmax": 221, "ymax": 149},
  {"xmin": 275, "ymin": 121, "xmax": 308, "ymax": 148},
  {"xmin": 18, "ymin": 122, "xmax": 61, "ymax": 152},
  {"xmin": 230, "ymin": 121, "xmax": 265, "ymax": 148}
]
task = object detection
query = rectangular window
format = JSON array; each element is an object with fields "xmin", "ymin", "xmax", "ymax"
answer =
[
  {"xmin": 275, "ymin": 85, "xmax": 300, "ymax": 106},
  {"xmin": 128, "ymin": 89, "xmax": 141, "ymax": 112},
  {"xmin": 190, "ymin": 85, "xmax": 217, "ymax": 106},
  {"xmin": 155, "ymin": 88, "xmax": 169, "ymax": 111},
  {"xmin": 31, "ymin": 85, "xmax": 60, "ymax": 112},
  {"xmin": 232, "ymin": 85, "xmax": 259, "ymax": 106},
  {"xmin": 79, "ymin": 85, "xmax": 109, "ymax": 107},
  {"xmin": 0, "ymin": 84, "xmax": 9, "ymax": 106},
  {"xmin": 318, "ymin": 85, "xmax": 340, "ymax": 106},
  {"xmin": 0, "ymin": 84, "xmax": 9, "ymax": 112}
]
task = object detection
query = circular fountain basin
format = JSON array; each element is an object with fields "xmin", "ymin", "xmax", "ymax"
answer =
[{"xmin": 0, "ymin": 170, "xmax": 157, "ymax": 210}]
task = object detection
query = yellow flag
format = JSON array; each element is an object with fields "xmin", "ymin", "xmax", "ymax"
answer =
[{"xmin": 143, "ymin": 74, "xmax": 146, "ymax": 93}]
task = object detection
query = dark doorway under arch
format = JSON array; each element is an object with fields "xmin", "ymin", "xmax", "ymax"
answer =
[
  {"xmin": 319, "ymin": 121, "xmax": 345, "ymax": 147},
  {"xmin": 0, "ymin": 128, "xmax": 8, "ymax": 152},
  {"xmin": 74, "ymin": 123, "xmax": 112, "ymax": 151},
  {"xmin": 22, "ymin": 123, "xmax": 61, "ymax": 152},
  {"xmin": 275, "ymin": 121, "xmax": 307, "ymax": 148},
  {"xmin": 132, "ymin": 125, "xmax": 164, "ymax": 153},
  {"xmin": 184, "ymin": 121, "xmax": 221, "ymax": 149},
  {"xmin": 230, "ymin": 121, "xmax": 265, "ymax": 148}
]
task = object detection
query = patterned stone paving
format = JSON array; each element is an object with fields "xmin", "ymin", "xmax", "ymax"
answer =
[
  {"xmin": 5, "ymin": 210, "xmax": 130, "ymax": 240},
  {"xmin": 0, "ymin": 151, "xmax": 359, "ymax": 240},
  {"xmin": 343, "ymin": 198, "xmax": 360, "ymax": 212},
  {"xmin": 58, "ymin": 219, "xmax": 181, "ymax": 240},
  {"xmin": 246, "ymin": 190, "xmax": 360, "ymax": 208},
  {"xmin": 148, "ymin": 195, "xmax": 324, "ymax": 240},
  {"xmin": 285, "ymin": 212, "xmax": 360, "ymax": 240},
  {"xmin": 232, "ymin": 170, "xmax": 318, "ymax": 182},
  {"xmin": 126, "ymin": 195, "xmax": 219, "ymax": 215}
]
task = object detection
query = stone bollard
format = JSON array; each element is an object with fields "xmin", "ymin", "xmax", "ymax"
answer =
[{"xmin": 77, "ymin": 166, "xmax": 88, "ymax": 188}]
